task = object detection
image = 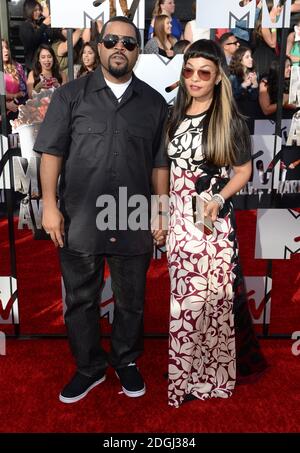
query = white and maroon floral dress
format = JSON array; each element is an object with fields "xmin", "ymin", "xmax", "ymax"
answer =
[{"xmin": 167, "ymin": 113, "xmax": 237, "ymax": 408}]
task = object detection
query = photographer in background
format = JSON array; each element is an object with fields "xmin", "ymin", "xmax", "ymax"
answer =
[{"xmin": 19, "ymin": 0, "xmax": 54, "ymax": 72}]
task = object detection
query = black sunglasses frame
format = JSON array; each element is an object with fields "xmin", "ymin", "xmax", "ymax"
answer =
[
  {"xmin": 101, "ymin": 34, "xmax": 138, "ymax": 51},
  {"xmin": 225, "ymin": 41, "xmax": 239, "ymax": 46}
]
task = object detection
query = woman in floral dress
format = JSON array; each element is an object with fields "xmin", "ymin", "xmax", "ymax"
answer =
[{"xmin": 166, "ymin": 39, "xmax": 253, "ymax": 408}]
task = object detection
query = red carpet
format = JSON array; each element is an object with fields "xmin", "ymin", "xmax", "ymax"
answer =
[
  {"xmin": 0, "ymin": 211, "xmax": 300, "ymax": 335},
  {"xmin": 0, "ymin": 338, "xmax": 299, "ymax": 433},
  {"xmin": 1, "ymin": 213, "xmax": 299, "ymax": 433}
]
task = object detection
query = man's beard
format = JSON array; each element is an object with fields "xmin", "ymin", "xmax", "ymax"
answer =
[
  {"xmin": 108, "ymin": 62, "xmax": 129, "ymax": 78},
  {"xmin": 108, "ymin": 53, "xmax": 130, "ymax": 78}
]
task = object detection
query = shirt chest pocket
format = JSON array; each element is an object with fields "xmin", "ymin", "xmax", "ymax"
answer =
[
  {"xmin": 127, "ymin": 125, "xmax": 152, "ymax": 143},
  {"xmin": 75, "ymin": 121, "xmax": 107, "ymax": 162},
  {"xmin": 76, "ymin": 121, "xmax": 106, "ymax": 136},
  {"xmin": 127, "ymin": 125, "xmax": 153, "ymax": 160}
]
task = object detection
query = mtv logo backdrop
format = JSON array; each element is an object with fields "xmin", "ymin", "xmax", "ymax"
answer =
[
  {"xmin": 244, "ymin": 276, "xmax": 272, "ymax": 324},
  {"xmin": 51, "ymin": 0, "xmax": 145, "ymax": 29},
  {"xmin": 237, "ymin": 135, "xmax": 282, "ymax": 196},
  {"xmin": 196, "ymin": 0, "xmax": 291, "ymax": 29},
  {"xmin": 251, "ymin": 135, "xmax": 281, "ymax": 191},
  {"xmin": 0, "ymin": 135, "xmax": 11, "ymax": 190},
  {"xmin": 289, "ymin": 66, "xmax": 300, "ymax": 106},
  {"xmin": 134, "ymin": 54, "xmax": 183, "ymax": 104},
  {"xmin": 0, "ymin": 277, "xmax": 19, "ymax": 325},
  {"xmin": 12, "ymin": 155, "xmax": 43, "ymax": 232},
  {"xmin": 255, "ymin": 209, "xmax": 300, "ymax": 259},
  {"xmin": 254, "ymin": 119, "xmax": 292, "ymax": 145},
  {"xmin": 0, "ymin": 331, "xmax": 5, "ymax": 355}
]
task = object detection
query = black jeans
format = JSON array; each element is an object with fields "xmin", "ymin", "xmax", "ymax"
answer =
[{"xmin": 59, "ymin": 247, "xmax": 152, "ymax": 376}]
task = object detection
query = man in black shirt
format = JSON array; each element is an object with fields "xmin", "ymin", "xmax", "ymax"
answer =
[{"xmin": 34, "ymin": 16, "xmax": 169, "ymax": 404}]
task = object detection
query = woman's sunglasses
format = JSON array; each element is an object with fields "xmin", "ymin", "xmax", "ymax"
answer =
[
  {"xmin": 182, "ymin": 67, "xmax": 216, "ymax": 81},
  {"xmin": 101, "ymin": 34, "xmax": 138, "ymax": 51}
]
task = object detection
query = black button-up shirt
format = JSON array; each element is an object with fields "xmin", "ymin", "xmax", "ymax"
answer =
[{"xmin": 34, "ymin": 66, "xmax": 168, "ymax": 255}]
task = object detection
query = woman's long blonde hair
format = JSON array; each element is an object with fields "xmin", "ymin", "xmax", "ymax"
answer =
[
  {"xmin": 154, "ymin": 15, "xmax": 172, "ymax": 51},
  {"xmin": 167, "ymin": 39, "xmax": 251, "ymax": 167},
  {"xmin": 2, "ymin": 40, "xmax": 19, "ymax": 82},
  {"xmin": 152, "ymin": 0, "xmax": 165, "ymax": 17}
]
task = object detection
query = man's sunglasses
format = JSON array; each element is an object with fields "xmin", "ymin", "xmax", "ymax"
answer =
[
  {"xmin": 225, "ymin": 41, "xmax": 239, "ymax": 46},
  {"xmin": 101, "ymin": 34, "xmax": 138, "ymax": 51},
  {"xmin": 182, "ymin": 67, "xmax": 216, "ymax": 81}
]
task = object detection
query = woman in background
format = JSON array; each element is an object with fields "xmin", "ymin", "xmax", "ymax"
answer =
[
  {"xmin": 148, "ymin": 0, "xmax": 182, "ymax": 40},
  {"xmin": 252, "ymin": 0, "xmax": 280, "ymax": 78},
  {"xmin": 51, "ymin": 28, "xmax": 89, "ymax": 76},
  {"xmin": 76, "ymin": 41, "xmax": 100, "ymax": 78},
  {"xmin": 259, "ymin": 57, "xmax": 297, "ymax": 117},
  {"xmin": 26, "ymin": 44, "xmax": 66, "ymax": 97},
  {"xmin": 144, "ymin": 15, "xmax": 177, "ymax": 59},
  {"xmin": 286, "ymin": 19, "xmax": 300, "ymax": 66},
  {"xmin": 2, "ymin": 39, "xmax": 28, "ymax": 133},
  {"xmin": 229, "ymin": 46, "xmax": 259, "ymax": 119},
  {"xmin": 184, "ymin": 0, "xmax": 210, "ymax": 42},
  {"xmin": 19, "ymin": 0, "xmax": 52, "ymax": 71}
]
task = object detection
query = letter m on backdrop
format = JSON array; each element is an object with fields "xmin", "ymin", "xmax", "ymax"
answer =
[
  {"xmin": 0, "ymin": 277, "xmax": 19, "ymax": 325},
  {"xmin": 196, "ymin": 0, "xmax": 256, "ymax": 28},
  {"xmin": 50, "ymin": 0, "xmax": 144, "ymax": 29}
]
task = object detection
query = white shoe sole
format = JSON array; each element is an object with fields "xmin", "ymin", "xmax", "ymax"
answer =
[
  {"xmin": 115, "ymin": 371, "xmax": 146, "ymax": 397},
  {"xmin": 59, "ymin": 375, "xmax": 106, "ymax": 404},
  {"xmin": 121, "ymin": 385, "xmax": 146, "ymax": 398}
]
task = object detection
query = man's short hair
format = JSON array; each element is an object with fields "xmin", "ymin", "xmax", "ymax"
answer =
[
  {"xmin": 218, "ymin": 32, "xmax": 236, "ymax": 46},
  {"xmin": 99, "ymin": 16, "xmax": 141, "ymax": 47}
]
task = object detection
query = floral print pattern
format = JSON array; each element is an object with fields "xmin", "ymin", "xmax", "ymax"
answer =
[{"xmin": 167, "ymin": 114, "xmax": 236, "ymax": 408}]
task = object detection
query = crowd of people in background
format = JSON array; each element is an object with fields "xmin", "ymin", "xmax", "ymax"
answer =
[{"xmin": 2, "ymin": 0, "xmax": 300, "ymax": 132}]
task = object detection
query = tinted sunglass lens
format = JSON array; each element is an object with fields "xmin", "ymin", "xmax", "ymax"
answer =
[
  {"xmin": 122, "ymin": 40, "xmax": 133, "ymax": 51},
  {"xmin": 198, "ymin": 70, "xmax": 211, "ymax": 81},
  {"xmin": 122, "ymin": 38, "xmax": 137, "ymax": 51},
  {"xmin": 182, "ymin": 67, "xmax": 212, "ymax": 81},
  {"xmin": 102, "ymin": 35, "xmax": 137, "ymax": 51},
  {"xmin": 182, "ymin": 68, "xmax": 193, "ymax": 79},
  {"xmin": 103, "ymin": 36, "xmax": 117, "ymax": 49}
]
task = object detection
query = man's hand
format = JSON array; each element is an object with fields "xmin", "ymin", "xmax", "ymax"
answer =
[
  {"xmin": 152, "ymin": 228, "xmax": 167, "ymax": 246},
  {"xmin": 42, "ymin": 205, "xmax": 65, "ymax": 247},
  {"xmin": 151, "ymin": 209, "xmax": 168, "ymax": 246}
]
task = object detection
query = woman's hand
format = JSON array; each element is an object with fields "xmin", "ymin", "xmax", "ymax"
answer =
[
  {"xmin": 43, "ymin": 15, "xmax": 51, "ymax": 26},
  {"xmin": 33, "ymin": 81, "xmax": 46, "ymax": 93},
  {"xmin": 249, "ymin": 71, "xmax": 258, "ymax": 88},
  {"xmin": 6, "ymin": 100, "xmax": 19, "ymax": 113},
  {"xmin": 152, "ymin": 228, "xmax": 167, "ymax": 246},
  {"xmin": 152, "ymin": 213, "xmax": 168, "ymax": 246},
  {"xmin": 242, "ymin": 75, "xmax": 252, "ymax": 88},
  {"xmin": 204, "ymin": 200, "xmax": 219, "ymax": 223},
  {"xmin": 270, "ymin": 5, "xmax": 282, "ymax": 23}
]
